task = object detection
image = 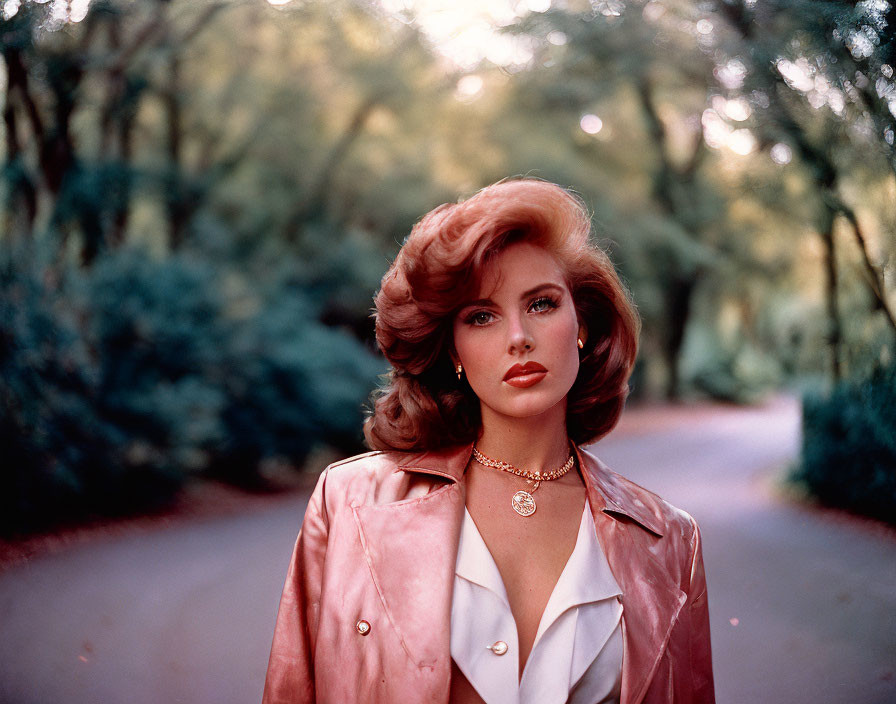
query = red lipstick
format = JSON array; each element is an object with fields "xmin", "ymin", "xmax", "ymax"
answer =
[{"xmin": 503, "ymin": 362, "xmax": 547, "ymax": 388}]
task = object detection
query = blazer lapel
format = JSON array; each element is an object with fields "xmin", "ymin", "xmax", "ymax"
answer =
[
  {"xmin": 352, "ymin": 442, "xmax": 684, "ymax": 704},
  {"xmin": 351, "ymin": 444, "xmax": 472, "ymax": 670},
  {"xmin": 577, "ymin": 445, "xmax": 687, "ymax": 704}
]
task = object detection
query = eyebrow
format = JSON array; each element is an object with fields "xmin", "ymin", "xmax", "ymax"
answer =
[{"xmin": 461, "ymin": 282, "xmax": 566, "ymax": 309}]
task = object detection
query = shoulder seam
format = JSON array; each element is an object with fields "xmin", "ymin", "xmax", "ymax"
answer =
[{"xmin": 326, "ymin": 450, "xmax": 386, "ymax": 470}]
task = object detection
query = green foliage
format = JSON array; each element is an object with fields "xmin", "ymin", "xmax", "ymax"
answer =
[
  {"xmin": 791, "ymin": 363, "xmax": 896, "ymax": 525},
  {"xmin": 78, "ymin": 247, "xmax": 230, "ymax": 465},
  {"xmin": 0, "ymin": 242, "xmax": 384, "ymax": 535},
  {"xmin": 3, "ymin": 0, "xmax": 895, "ymax": 531},
  {"xmin": 0, "ymin": 250, "xmax": 186, "ymax": 535},
  {"xmin": 212, "ymin": 289, "xmax": 384, "ymax": 484},
  {"xmin": 683, "ymin": 328, "xmax": 781, "ymax": 404}
]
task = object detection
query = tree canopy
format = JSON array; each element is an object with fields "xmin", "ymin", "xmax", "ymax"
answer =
[{"xmin": 1, "ymin": 0, "xmax": 893, "ymax": 531}]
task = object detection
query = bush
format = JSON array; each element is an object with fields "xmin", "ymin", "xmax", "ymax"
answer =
[
  {"xmin": 210, "ymin": 294, "xmax": 384, "ymax": 484},
  {"xmin": 790, "ymin": 362, "xmax": 896, "ymax": 525},
  {"xmin": 81, "ymin": 247, "xmax": 231, "ymax": 470},
  {"xmin": 0, "ymin": 252, "xmax": 187, "ymax": 535},
  {"xmin": 0, "ymin": 244, "xmax": 384, "ymax": 535}
]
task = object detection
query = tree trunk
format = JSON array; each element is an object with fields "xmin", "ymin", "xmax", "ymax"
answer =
[
  {"xmin": 838, "ymin": 206, "xmax": 896, "ymax": 335},
  {"xmin": 819, "ymin": 206, "xmax": 842, "ymax": 382},
  {"xmin": 664, "ymin": 276, "xmax": 698, "ymax": 400},
  {"xmin": 2, "ymin": 71, "xmax": 38, "ymax": 237},
  {"xmin": 635, "ymin": 73, "xmax": 705, "ymax": 399},
  {"xmin": 2, "ymin": 48, "xmax": 41, "ymax": 236},
  {"xmin": 164, "ymin": 47, "xmax": 187, "ymax": 249}
]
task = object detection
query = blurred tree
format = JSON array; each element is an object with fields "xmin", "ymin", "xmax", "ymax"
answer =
[
  {"xmin": 0, "ymin": 239, "xmax": 385, "ymax": 533},
  {"xmin": 708, "ymin": 0, "xmax": 896, "ymax": 380},
  {"xmin": 0, "ymin": 0, "xmax": 419, "ymax": 532},
  {"xmin": 0, "ymin": 0, "xmax": 231, "ymax": 261},
  {"xmin": 502, "ymin": 0, "xmax": 894, "ymax": 393},
  {"xmin": 3, "ymin": 0, "xmax": 893, "ymax": 533},
  {"xmin": 506, "ymin": 0, "xmax": 737, "ymax": 398}
]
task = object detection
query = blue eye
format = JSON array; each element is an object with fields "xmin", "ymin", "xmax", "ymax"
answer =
[{"xmin": 530, "ymin": 296, "xmax": 559, "ymax": 313}]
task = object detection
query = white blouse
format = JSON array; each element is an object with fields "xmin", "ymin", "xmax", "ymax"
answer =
[{"xmin": 450, "ymin": 503, "xmax": 624, "ymax": 704}]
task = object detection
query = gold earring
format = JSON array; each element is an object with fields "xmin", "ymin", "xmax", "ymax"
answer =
[
  {"xmin": 456, "ymin": 363, "xmax": 463, "ymax": 380},
  {"xmin": 577, "ymin": 338, "xmax": 584, "ymax": 349}
]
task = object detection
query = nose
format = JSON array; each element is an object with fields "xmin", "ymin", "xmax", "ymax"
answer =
[{"xmin": 507, "ymin": 313, "xmax": 533, "ymax": 354}]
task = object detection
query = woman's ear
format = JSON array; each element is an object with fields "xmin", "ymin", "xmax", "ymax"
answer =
[{"xmin": 577, "ymin": 323, "xmax": 588, "ymax": 347}]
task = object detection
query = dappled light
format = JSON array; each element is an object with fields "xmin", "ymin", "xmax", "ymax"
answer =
[
  {"xmin": 455, "ymin": 73, "xmax": 484, "ymax": 100},
  {"xmin": 3, "ymin": 0, "xmax": 89, "ymax": 24},
  {"xmin": 770, "ymin": 142, "xmax": 793, "ymax": 165},
  {"xmin": 579, "ymin": 113, "xmax": 603, "ymax": 135},
  {"xmin": 701, "ymin": 107, "xmax": 756, "ymax": 154},
  {"xmin": 381, "ymin": 0, "xmax": 539, "ymax": 69}
]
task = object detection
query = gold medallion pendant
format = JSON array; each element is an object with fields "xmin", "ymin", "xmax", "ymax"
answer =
[
  {"xmin": 472, "ymin": 445, "xmax": 575, "ymax": 518},
  {"xmin": 511, "ymin": 490, "xmax": 537, "ymax": 516}
]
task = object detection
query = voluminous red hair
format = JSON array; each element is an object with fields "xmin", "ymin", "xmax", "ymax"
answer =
[{"xmin": 363, "ymin": 177, "xmax": 640, "ymax": 451}]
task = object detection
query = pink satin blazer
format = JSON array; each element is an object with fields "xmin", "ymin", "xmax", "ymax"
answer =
[{"xmin": 262, "ymin": 443, "xmax": 715, "ymax": 704}]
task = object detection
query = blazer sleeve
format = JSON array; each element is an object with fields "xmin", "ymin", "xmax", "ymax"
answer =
[
  {"xmin": 262, "ymin": 469, "xmax": 330, "ymax": 704},
  {"xmin": 682, "ymin": 515, "xmax": 715, "ymax": 702}
]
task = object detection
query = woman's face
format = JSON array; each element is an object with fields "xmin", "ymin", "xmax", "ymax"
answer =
[{"xmin": 452, "ymin": 241, "xmax": 584, "ymax": 424}]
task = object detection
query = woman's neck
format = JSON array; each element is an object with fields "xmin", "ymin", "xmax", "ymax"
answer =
[{"xmin": 475, "ymin": 402, "xmax": 572, "ymax": 474}]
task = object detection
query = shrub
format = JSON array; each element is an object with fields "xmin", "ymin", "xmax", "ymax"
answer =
[
  {"xmin": 210, "ymin": 294, "xmax": 384, "ymax": 484},
  {"xmin": 0, "ymin": 249, "xmax": 225, "ymax": 535},
  {"xmin": 790, "ymin": 362, "xmax": 896, "ymax": 525},
  {"xmin": 0, "ymin": 272, "xmax": 170, "ymax": 534},
  {"xmin": 0, "ymin": 244, "xmax": 384, "ymax": 534}
]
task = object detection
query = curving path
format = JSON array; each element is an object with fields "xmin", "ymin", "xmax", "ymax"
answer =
[{"xmin": 1, "ymin": 396, "xmax": 893, "ymax": 704}]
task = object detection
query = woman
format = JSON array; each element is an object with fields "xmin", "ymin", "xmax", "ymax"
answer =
[{"xmin": 262, "ymin": 178, "xmax": 714, "ymax": 704}]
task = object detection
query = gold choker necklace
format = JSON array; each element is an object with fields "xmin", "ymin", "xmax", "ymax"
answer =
[{"xmin": 471, "ymin": 445, "xmax": 575, "ymax": 517}]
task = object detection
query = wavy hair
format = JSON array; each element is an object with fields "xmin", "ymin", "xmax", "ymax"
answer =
[{"xmin": 363, "ymin": 178, "xmax": 640, "ymax": 451}]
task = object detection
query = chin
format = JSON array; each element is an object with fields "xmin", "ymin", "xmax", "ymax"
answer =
[{"xmin": 494, "ymin": 393, "xmax": 568, "ymax": 420}]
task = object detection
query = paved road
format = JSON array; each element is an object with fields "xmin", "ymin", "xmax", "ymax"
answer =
[
  {"xmin": 599, "ymin": 397, "xmax": 896, "ymax": 704},
  {"xmin": 1, "ymin": 396, "xmax": 893, "ymax": 703}
]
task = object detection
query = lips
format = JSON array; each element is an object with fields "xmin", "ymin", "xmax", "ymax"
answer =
[
  {"xmin": 503, "ymin": 362, "xmax": 547, "ymax": 388},
  {"xmin": 503, "ymin": 362, "xmax": 547, "ymax": 380}
]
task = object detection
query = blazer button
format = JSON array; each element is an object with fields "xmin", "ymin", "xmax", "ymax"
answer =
[
  {"xmin": 487, "ymin": 641, "xmax": 508, "ymax": 656},
  {"xmin": 356, "ymin": 619, "xmax": 371, "ymax": 636}
]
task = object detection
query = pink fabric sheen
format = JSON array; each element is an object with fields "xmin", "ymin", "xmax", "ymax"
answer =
[{"xmin": 262, "ymin": 444, "xmax": 715, "ymax": 704}]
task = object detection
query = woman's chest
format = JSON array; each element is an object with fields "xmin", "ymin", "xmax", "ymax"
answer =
[
  {"xmin": 464, "ymin": 475, "xmax": 587, "ymax": 666},
  {"xmin": 465, "ymin": 471, "xmax": 586, "ymax": 587}
]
